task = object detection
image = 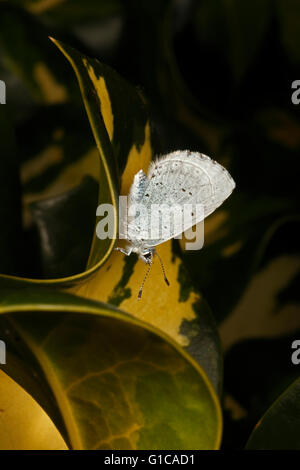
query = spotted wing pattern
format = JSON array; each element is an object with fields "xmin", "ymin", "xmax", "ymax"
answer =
[{"xmin": 126, "ymin": 150, "xmax": 235, "ymax": 247}]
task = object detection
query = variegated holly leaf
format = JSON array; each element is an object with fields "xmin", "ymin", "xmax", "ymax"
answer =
[
  {"xmin": 43, "ymin": 40, "xmax": 223, "ymax": 393},
  {"xmin": 0, "ymin": 40, "xmax": 223, "ymax": 449}
]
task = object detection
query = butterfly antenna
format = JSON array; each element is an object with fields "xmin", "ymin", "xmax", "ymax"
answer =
[
  {"xmin": 138, "ymin": 261, "xmax": 152, "ymax": 300},
  {"xmin": 156, "ymin": 252, "xmax": 170, "ymax": 286}
]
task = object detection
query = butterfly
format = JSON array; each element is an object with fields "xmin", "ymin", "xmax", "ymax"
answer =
[{"xmin": 115, "ymin": 150, "xmax": 235, "ymax": 299}]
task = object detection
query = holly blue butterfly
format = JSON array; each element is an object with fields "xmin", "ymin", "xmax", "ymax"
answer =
[{"xmin": 116, "ymin": 150, "xmax": 235, "ymax": 298}]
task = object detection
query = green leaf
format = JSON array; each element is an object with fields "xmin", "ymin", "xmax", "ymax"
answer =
[
  {"xmin": 0, "ymin": 288, "xmax": 222, "ymax": 450},
  {"xmin": 246, "ymin": 377, "xmax": 300, "ymax": 449},
  {"xmin": 0, "ymin": 369, "xmax": 67, "ymax": 450},
  {"xmin": 182, "ymin": 192, "xmax": 291, "ymax": 323},
  {"xmin": 19, "ymin": 103, "xmax": 97, "ymax": 195},
  {"xmin": 0, "ymin": 38, "xmax": 222, "ymax": 398},
  {"xmin": 0, "ymin": 38, "xmax": 151, "ymax": 284}
]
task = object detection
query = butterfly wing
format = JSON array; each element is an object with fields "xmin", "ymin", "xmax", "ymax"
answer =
[{"xmin": 126, "ymin": 150, "xmax": 235, "ymax": 247}]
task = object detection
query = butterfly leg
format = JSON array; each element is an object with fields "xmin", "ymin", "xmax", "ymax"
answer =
[{"xmin": 114, "ymin": 246, "xmax": 132, "ymax": 256}]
